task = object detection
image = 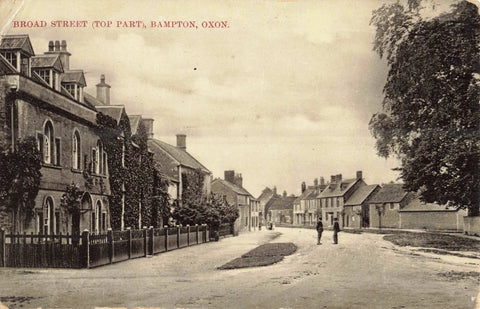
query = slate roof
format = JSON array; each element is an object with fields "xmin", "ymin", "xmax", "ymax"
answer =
[
  {"xmin": 399, "ymin": 198, "xmax": 459, "ymax": 212},
  {"xmin": 368, "ymin": 184, "xmax": 408, "ymax": 204},
  {"xmin": 257, "ymin": 187, "xmax": 273, "ymax": 201},
  {"xmin": 95, "ymin": 105, "xmax": 125, "ymax": 124},
  {"xmin": 31, "ymin": 54, "xmax": 63, "ymax": 72},
  {"xmin": 84, "ymin": 92, "xmax": 106, "ymax": 107},
  {"xmin": 212, "ymin": 178, "xmax": 252, "ymax": 196},
  {"xmin": 266, "ymin": 196, "xmax": 296, "ymax": 211},
  {"xmin": 317, "ymin": 178, "xmax": 359, "ymax": 198},
  {"xmin": 0, "ymin": 35, "xmax": 35, "ymax": 56},
  {"xmin": 128, "ymin": 115, "xmax": 141, "ymax": 134},
  {"xmin": 62, "ymin": 70, "xmax": 86, "ymax": 87},
  {"xmin": 345, "ymin": 185, "xmax": 380, "ymax": 206},
  {"xmin": 148, "ymin": 139, "xmax": 210, "ymax": 173},
  {"xmin": 294, "ymin": 187, "xmax": 315, "ymax": 203}
]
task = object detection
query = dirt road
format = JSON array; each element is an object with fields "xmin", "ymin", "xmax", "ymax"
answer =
[{"xmin": 0, "ymin": 228, "xmax": 478, "ymax": 309}]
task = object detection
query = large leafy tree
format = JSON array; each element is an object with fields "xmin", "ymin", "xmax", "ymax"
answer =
[{"xmin": 369, "ymin": 0, "xmax": 480, "ymax": 215}]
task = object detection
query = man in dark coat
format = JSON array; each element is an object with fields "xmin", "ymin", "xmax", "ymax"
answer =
[
  {"xmin": 316, "ymin": 218, "xmax": 323, "ymax": 245},
  {"xmin": 333, "ymin": 218, "xmax": 340, "ymax": 244}
]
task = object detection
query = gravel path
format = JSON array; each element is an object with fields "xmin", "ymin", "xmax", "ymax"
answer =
[{"xmin": 0, "ymin": 228, "xmax": 478, "ymax": 308}]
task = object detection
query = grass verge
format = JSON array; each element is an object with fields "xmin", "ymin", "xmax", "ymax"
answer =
[
  {"xmin": 218, "ymin": 243, "xmax": 297, "ymax": 270},
  {"xmin": 383, "ymin": 233, "xmax": 480, "ymax": 252}
]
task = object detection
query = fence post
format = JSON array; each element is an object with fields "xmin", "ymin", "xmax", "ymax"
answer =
[
  {"xmin": 149, "ymin": 226, "xmax": 154, "ymax": 255},
  {"xmin": 81, "ymin": 230, "xmax": 90, "ymax": 269},
  {"xmin": 187, "ymin": 225, "xmax": 190, "ymax": 246},
  {"xmin": 127, "ymin": 227, "xmax": 132, "ymax": 260},
  {"xmin": 0, "ymin": 228, "xmax": 5, "ymax": 267},
  {"xmin": 107, "ymin": 228, "xmax": 114, "ymax": 264},
  {"xmin": 196, "ymin": 224, "xmax": 199, "ymax": 244},
  {"xmin": 143, "ymin": 227, "xmax": 147, "ymax": 257},
  {"xmin": 177, "ymin": 225, "xmax": 180, "ymax": 249},
  {"xmin": 164, "ymin": 225, "xmax": 168, "ymax": 252}
]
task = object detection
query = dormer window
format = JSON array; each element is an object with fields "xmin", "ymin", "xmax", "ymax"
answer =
[
  {"xmin": 64, "ymin": 84, "xmax": 75, "ymax": 97},
  {"xmin": 36, "ymin": 69, "xmax": 50, "ymax": 85},
  {"xmin": 1, "ymin": 51, "xmax": 17, "ymax": 68}
]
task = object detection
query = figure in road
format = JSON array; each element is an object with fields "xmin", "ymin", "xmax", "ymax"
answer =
[
  {"xmin": 333, "ymin": 218, "xmax": 340, "ymax": 244},
  {"xmin": 316, "ymin": 218, "xmax": 323, "ymax": 245}
]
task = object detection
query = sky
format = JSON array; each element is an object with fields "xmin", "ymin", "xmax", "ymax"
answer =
[{"xmin": 0, "ymin": 0, "xmax": 412, "ymax": 197}]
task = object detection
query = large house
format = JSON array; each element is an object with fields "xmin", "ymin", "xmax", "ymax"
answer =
[
  {"xmin": 343, "ymin": 184, "xmax": 380, "ymax": 228},
  {"xmin": 0, "ymin": 36, "xmax": 111, "ymax": 234},
  {"xmin": 317, "ymin": 171, "xmax": 366, "ymax": 227},
  {"xmin": 211, "ymin": 170, "xmax": 256, "ymax": 232}
]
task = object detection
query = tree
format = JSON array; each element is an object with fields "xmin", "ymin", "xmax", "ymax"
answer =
[
  {"xmin": 0, "ymin": 137, "xmax": 42, "ymax": 232},
  {"xmin": 369, "ymin": 0, "xmax": 480, "ymax": 216}
]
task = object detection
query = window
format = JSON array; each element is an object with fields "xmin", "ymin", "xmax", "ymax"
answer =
[
  {"xmin": 43, "ymin": 197, "xmax": 54, "ymax": 235},
  {"xmin": 1, "ymin": 51, "xmax": 17, "ymax": 69},
  {"xmin": 389, "ymin": 203, "xmax": 394, "ymax": 210},
  {"xmin": 102, "ymin": 152, "xmax": 107, "ymax": 175},
  {"xmin": 36, "ymin": 69, "xmax": 50, "ymax": 85},
  {"xmin": 36, "ymin": 132, "xmax": 44, "ymax": 161},
  {"xmin": 55, "ymin": 138, "xmax": 61, "ymax": 166},
  {"xmin": 95, "ymin": 201, "xmax": 102, "ymax": 234},
  {"xmin": 65, "ymin": 84, "xmax": 75, "ymax": 98},
  {"xmin": 43, "ymin": 121, "xmax": 54, "ymax": 164},
  {"xmin": 72, "ymin": 131, "xmax": 81, "ymax": 170},
  {"xmin": 92, "ymin": 148, "xmax": 97, "ymax": 174}
]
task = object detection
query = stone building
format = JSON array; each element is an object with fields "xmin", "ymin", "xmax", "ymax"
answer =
[{"xmin": 0, "ymin": 35, "xmax": 111, "ymax": 234}]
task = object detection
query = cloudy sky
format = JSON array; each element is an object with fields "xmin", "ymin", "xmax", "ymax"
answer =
[{"xmin": 1, "ymin": 0, "xmax": 408, "ymax": 196}]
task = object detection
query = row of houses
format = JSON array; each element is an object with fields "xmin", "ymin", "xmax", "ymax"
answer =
[
  {"xmin": 260, "ymin": 171, "xmax": 466, "ymax": 232},
  {"xmin": 0, "ymin": 34, "xmax": 262, "ymax": 235}
]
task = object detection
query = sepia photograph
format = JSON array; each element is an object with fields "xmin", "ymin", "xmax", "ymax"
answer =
[{"xmin": 0, "ymin": 0, "xmax": 479, "ymax": 308}]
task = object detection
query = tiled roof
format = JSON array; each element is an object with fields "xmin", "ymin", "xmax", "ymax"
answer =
[
  {"xmin": 399, "ymin": 198, "xmax": 460, "ymax": 212},
  {"xmin": 294, "ymin": 187, "xmax": 314, "ymax": 203},
  {"xmin": 212, "ymin": 178, "xmax": 252, "ymax": 196},
  {"xmin": 95, "ymin": 105, "xmax": 125, "ymax": 124},
  {"xmin": 317, "ymin": 178, "xmax": 359, "ymax": 198},
  {"xmin": 148, "ymin": 138, "xmax": 210, "ymax": 173},
  {"xmin": 0, "ymin": 35, "xmax": 34, "ymax": 56},
  {"xmin": 128, "ymin": 115, "xmax": 141, "ymax": 134},
  {"xmin": 62, "ymin": 70, "xmax": 86, "ymax": 87},
  {"xmin": 266, "ymin": 196, "xmax": 296, "ymax": 211},
  {"xmin": 368, "ymin": 184, "xmax": 408, "ymax": 204},
  {"xmin": 257, "ymin": 187, "xmax": 273, "ymax": 200},
  {"xmin": 31, "ymin": 54, "xmax": 63, "ymax": 72},
  {"xmin": 345, "ymin": 185, "xmax": 380, "ymax": 206},
  {"xmin": 84, "ymin": 92, "xmax": 105, "ymax": 107}
]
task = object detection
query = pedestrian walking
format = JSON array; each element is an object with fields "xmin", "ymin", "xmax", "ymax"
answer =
[
  {"xmin": 316, "ymin": 217, "xmax": 323, "ymax": 245},
  {"xmin": 333, "ymin": 218, "xmax": 340, "ymax": 244}
]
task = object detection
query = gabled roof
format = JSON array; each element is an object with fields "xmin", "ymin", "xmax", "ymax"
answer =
[
  {"xmin": 62, "ymin": 70, "xmax": 86, "ymax": 87},
  {"xmin": 266, "ymin": 196, "xmax": 296, "ymax": 211},
  {"xmin": 399, "ymin": 198, "xmax": 461, "ymax": 212},
  {"xmin": 31, "ymin": 54, "xmax": 63, "ymax": 72},
  {"xmin": 128, "ymin": 115, "xmax": 142, "ymax": 134},
  {"xmin": 148, "ymin": 138, "xmax": 210, "ymax": 173},
  {"xmin": 368, "ymin": 184, "xmax": 408, "ymax": 204},
  {"xmin": 294, "ymin": 187, "xmax": 314, "ymax": 203},
  {"xmin": 257, "ymin": 187, "xmax": 273, "ymax": 200},
  {"xmin": 212, "ymin": 178, "xmax": 252, "ymax": 196},
  {"xmin": 317, "ymin": 178, "xmax": 359, "ymax": 198},
  {"xmin": 0, "ymin": 35, "xmax": 34, "ymax": 56},
  {"xmin": 95, "ymin": 105, "xmax": 126, "ymax": 124},
  {"xmin": 345, "ymin": 184, "xmax": 380, "ymax": 206}
]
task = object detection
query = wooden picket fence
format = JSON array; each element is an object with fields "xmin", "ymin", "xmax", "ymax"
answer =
[{"xmin": 0, "ymin": 223, "xmax": 233, "ymax": 269}]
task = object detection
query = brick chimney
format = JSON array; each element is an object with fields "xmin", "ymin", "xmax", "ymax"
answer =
[
  {"xmin": 282, "ymin": 190, "xmax": 287, "ymax": 198},
  {"xmin": 336, "ymin": 174, "xmax": 342, "ymax": 183},
  {"xmin": 224, "ymin": 170, "xmax": 235, "ymax": 184},
  {"xmin": 330, "ymin": 175, "xmax": 336, "ymax": 183},
  {"xmin": 176, "ymin": 134, "xmax": 186, "ymax": 151},
  {"xmin": 273, "ymin": 186, "xmax": 277, "ymax": 196},
  {"xmin": 320, "ymin": 177, "xmax": 325, "ymax": 186},
  {"xmin": 356, "ymin": 170, "xmax": 363, "ymax": 180},
  {"xmin": 96, "ymin": 74, "xmax": 111, "ymax": 105},
  {"xmin": 234, "ymin": 173, "xmax": 243, "ymax": 188},
  {"xmin": 142, "ymin": 118, "xmax": 154, "ymax": 139},
  {"xmin": 301, "ymin": 181, "xmax": 306, "ymax": 193},
  {"xmin": 314, "ymin": 178, "xmax": 318, "ymax": 187},
  {"xmin": 45, "ymin": 40, "xmax": 71, "ymax": 70}
]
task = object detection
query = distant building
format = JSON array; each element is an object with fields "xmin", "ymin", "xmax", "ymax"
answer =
[
  {"xmin": 343, "ymin": 184, "xmax": 380, "ymax": 228},
  {"xmin": 265, "ymin": 191, "xmax": 297, "ymax": 224},
  {"xmin": 211, "ymin": 171, "xmax": 255, "ymax": 232},
  {"xmin": 293, "ymin": 178, "xmax": 326, "ymax": 225},
  {"xmin": 368, "ymin": 183, "xmax": 415, "ymax": 229},
  {"xmin": 317, "ymin": 171, "xmax": 366, "ymax": 227},
  {"xmin": 257, "ymin": 186, "xmax": 277, "ymax": 224}
]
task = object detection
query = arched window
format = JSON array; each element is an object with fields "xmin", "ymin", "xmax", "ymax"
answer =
[
  {"xmin": 94, "ymin": 200, "xmax": 102, "ymax": 234},
  {"xmin": 44, "ymin": 121, "xmax": 54, "ymax": 164},
  {"xmin": 72, "ymin": 130, "xmax": 81, "ymax": 170},
  {"xmin": 43, "ymin": 197, "xmax": 54, "ymax": 235}
]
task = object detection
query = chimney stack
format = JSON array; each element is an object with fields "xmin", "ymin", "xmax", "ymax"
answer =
[
  {"xmin": 96, "ymin": 74, "xmax": 111, "ymax": 105},
  {"xmin": 234, "ymin": 173, "xmax": 243, "ymax": 188},
  {"xmin": 330, "ymin": 175, "xmax": 336, "ymax": 183},
  {"xmin": 336, "ymin": 174, "xmax": 342, "ymax": 183},
  {"xmin": 320, "ymin": 177, "xmax": 325, "ymax": 186},
  {"xmin": 301, "ymin": 181, "xmax": 306, "ymax": 193},
  {"xmin": 314, "ymin": 178, "xmax": 318, "ymax": 187},
  {"xmin": 45, "ymin": 39, "xmax": 71, "ymax": 70},
  {"xmin": 224, "ymin": 170, "xmax": 235, "ymax": 184},
  {"xmin": 176, "ymin": 134, "xmax": 186, "ymax": 151},
  {"xmin": 283, "ymin": 190, "xmax": 287, "ymax": 198},
  {"xmin": 273, "ymin": 186, "xmax": 277, "ymax": 196},
  {"xmin": 142, "ymin": 118, "xmax": 154, "ymax": 139},
  {"xmin": 356, "ymin": 170, "xmax": 363, "ymax": 180}
]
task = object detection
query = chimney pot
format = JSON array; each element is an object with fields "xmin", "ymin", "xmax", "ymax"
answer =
[
  {"xmin": 96, "ymin": 74, "xmax": 111, "ymax": 105},
  {"xmin": 337, "ymin": 174, "xmax": 342, "ymax": 183},
  {"xmin": 320, "ymin": 177, "xmax": 325, "ymax": 186},
  {"xmin": 54, "ymin": 40, "xmax": 60, "ymax": 51},
  {"xmin": 356, "ymin": 171, "xmax": 363, "ymax": 180},
  {"xmin": 330, "ymin": 175, "xmax": 336, "ymax": 183},
  {"xmin": 314, "ymin": 178, "xmax": 318, "ymax": 187},
  {"xmin": 48, "ymin": 41, "xmax": 54, "ymax": 51},
  {"xmin": 61, "ymin": 40, "xmax": 67, "ymax": 51},
  {"xmin": 283, "ymin": 190, "xmax": 287, "ymax": 197},
  {"xmin": 176, "ymin": 134, "xmax": 186, "ymax": 151}
]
